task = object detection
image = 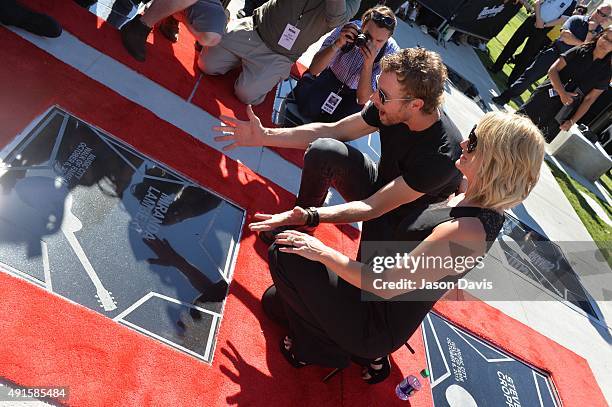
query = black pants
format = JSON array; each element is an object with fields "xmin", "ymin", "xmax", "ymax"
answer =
[
  {"xmin": 498, "ymin": 45, "xmax": 561, "ymax": 103},
  {"xmin": 492, "ymin": 15, "xmax": 551, "ymax": 78},
  {"xmin": 519, "ymin": 83, "xmax": 564, "ymax": 142},
  {"xmin": 269, "ymin": 139, "xmax": 394, "ymax": 367}
]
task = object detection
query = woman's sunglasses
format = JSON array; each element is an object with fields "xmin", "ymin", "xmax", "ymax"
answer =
[
  {"xmin": 467, "ymin": 125, "xmax": 478, "ymax": 153},
  {"xmin": 370, "ymin": 11, "xmax": 396, "ymax": 30}
]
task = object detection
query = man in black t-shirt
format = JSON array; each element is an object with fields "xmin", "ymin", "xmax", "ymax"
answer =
[{"xmin": 213, "ymin": 47, "xmax": 463, "ymax": 243}]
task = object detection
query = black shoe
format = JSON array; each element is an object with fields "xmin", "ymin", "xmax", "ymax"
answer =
[
  {"xmin": 159, "ymin": 15, "xmax": 179, "ymax": 43},
  {"xmin": 280, "ymin": 335, "xmax": 309, "ymax": 368},
  {"xmin": 120, "ymin": 15, "xmax": 151, "ymax": 62},
  {"xmin": 492, "ymin": 95, "xmax": 509, "ymax": 106},
  {"xmin": 487, "ymin": 63, "xmax": 501, "ymax": 74},
  {"xmin": 0, "ymin": 2, "xmax": 62, "ymax": 38},
  {"xmin": 73, "ymin": 0, "xmax": 97, "ymax": 7},
  {"xmin": 360, "ymin": 356, "xmax": 391, "ymax": 384},
  {"xmin": 262, "ymin": 285, "xmax": 288, "ymax": 327}
]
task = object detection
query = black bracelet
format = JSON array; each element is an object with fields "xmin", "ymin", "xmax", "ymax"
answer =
[
  {"xmin": 307, "ymin": 207, "xmax": 320, "ymax": 227},
  {"xmin": 304, "ymin": 208, "xmax": 313, "ymax": 226}
]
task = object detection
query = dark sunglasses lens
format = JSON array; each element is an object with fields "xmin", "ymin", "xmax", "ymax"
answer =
[
  {"xmin": 372, "ymin": 12, "xmax": 394, "ymax": 28},
  {"xmin": 379, "ymin": 89, "xmax": 386, "ymax": 104},
  {"xmin": 468, "ymin": 128, "xmax": 477, "ymax": 152}
]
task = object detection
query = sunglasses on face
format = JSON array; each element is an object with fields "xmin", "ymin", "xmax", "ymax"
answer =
[
  {"xmin": 467, "ymin": 125, "xmax": 478, "ymax": 153},
  {"xmin": 375, "ymin": 74, "xmax": 414, "ymax": 105},
  {"xmin": 596, "ymin": 9, "xmax": 610, "ymax": 18},
  {"xmin": 370, "ymin": 11, "xmax": 396, "ymax": 30}
]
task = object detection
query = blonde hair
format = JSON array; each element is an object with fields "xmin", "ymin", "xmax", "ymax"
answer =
[
  {"xmin": 381, "ymin": 48, "xmax": 447, "ymax": 114},
  {"xmin": 468, "ymin": 112, "xmax": 545, "ymax": 210}
]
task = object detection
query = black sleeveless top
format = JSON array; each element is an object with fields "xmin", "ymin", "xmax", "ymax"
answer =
[{"xmin": 363, "ymin": 203, "xmax": 505, "ymax": 355}]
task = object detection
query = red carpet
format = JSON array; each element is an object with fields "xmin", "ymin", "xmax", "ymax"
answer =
[{"xmin": 0, "ymin": 5, "xmax": 607, "ymax": 407}]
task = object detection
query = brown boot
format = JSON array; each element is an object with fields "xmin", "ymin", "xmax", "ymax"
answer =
[
  {"xmin": 158, "ymin": 15, "xmax": 179, "ymax": 43},
  {"xmin": 120, "ymin": 15, "xmax": 151, "ymax": 62}
]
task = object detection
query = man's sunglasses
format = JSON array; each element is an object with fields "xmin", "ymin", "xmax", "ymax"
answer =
[
  {"xmin": 467, "ymin": 125, "xmax": 478, "ymax": 153},
  {"xmin": 370, "ymin": 11, "xmax": 395, "ymax": 29},
  {"xmin": 375, "ymin": 74, "xmax": 414, "ymax": 105}
]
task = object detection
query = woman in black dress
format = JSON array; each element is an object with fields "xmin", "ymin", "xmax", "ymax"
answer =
[
  {"xmin": 250, "ymin": 111, "xmax": 545, "ymax": 383},
  {"xmin": 519, "ymin": 27, "xmax": 612, "ymax": 142}
]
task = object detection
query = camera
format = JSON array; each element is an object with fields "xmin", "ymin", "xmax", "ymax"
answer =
[{"xmin": 341, "ymin": 30, "xmax": 369, "ymax": 52}]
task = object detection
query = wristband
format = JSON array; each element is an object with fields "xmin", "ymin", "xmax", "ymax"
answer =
[{"xmin": 305, "ymin": 207, "xmax": 320, "ymax": 227}]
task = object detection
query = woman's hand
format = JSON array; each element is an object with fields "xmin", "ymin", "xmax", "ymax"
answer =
[
  {"xmin": 559, "ymin": 90, "xmax": 578, "ymax": 106},
  {"xmin": 249, "ymin": 207, "xmax": 308, "ymax": 232},
  {"xmin": 560, "ymin": 120, "xmax": 574, "ymax": 132},
  {"xmin": 275, "ymin": 230, "xmax": 332, "ymax": 262},
  {"xmin": 212, "ymin": 105, "xmax": 267, "ymax": 151}
]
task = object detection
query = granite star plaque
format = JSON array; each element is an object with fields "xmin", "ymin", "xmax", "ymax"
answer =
[
  {"xmin": 423, "ymin": 313, "xmax": 560, "ymax": 407},
  {"xmin": 0, "ymin": 107, "xmax": 245, "ymax": 362}
]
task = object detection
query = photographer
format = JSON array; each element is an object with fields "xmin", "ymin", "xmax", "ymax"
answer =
[
  {"xmin": 293, "ymin": 6, "xmax": 400, "ymax": 123},
  {"xmin": 519, "ymin": 27, "xmax": 612, "ymax": 142},
  {"xmin": 200, "ymin": 0, "xmax": 361, "ymax": 106}
]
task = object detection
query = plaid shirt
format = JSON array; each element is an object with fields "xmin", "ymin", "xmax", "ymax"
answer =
[{"xmin": 320, "ymin": 20, "xmax": 400, "ymax": 90}]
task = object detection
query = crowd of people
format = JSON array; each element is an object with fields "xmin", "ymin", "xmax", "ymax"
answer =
[{"xmin": 1, "ymin": 0, "xmax": 610, "ymax": 384}]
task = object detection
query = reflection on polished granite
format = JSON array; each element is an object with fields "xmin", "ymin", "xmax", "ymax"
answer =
[
  {"xmin": 0, "ymin": 107, "xmax": 245, "ymax": 362},
  {"xmin": 497, "ymin": 215, "xmax": 597, "ymax": 319},
  {"xmin": 423, "ymin": 313, "xmax": 560, "ymax": 407}
]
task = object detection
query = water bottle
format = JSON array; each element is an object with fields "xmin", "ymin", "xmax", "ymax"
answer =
[{"xmin": 395, "ymin": 368, "xmax": 430, "ymax": 400}]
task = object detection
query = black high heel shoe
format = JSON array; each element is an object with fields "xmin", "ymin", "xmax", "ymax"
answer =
[
  {"xmin": 279, "ymin": 335, "xmax": 309, "ymax": 368},
  {"xmin": 361, "ymin": 356, "xmax": 391, "ymax": 384}
]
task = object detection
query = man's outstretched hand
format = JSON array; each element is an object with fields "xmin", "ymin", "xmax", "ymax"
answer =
[
  {"xmin": 249, "ymin": 207, "xmax": 308, "ymax": 232},
  {"xmin": 213, "ymin": 105, "xmax": 267, "ymax": 151}
]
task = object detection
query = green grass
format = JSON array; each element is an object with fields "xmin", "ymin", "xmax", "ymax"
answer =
[
  {"xmin": 600, "ymin": 171, "xmax": 612, "ymax": 199},
  {"xmin": 546, "ymin": 162, "xmax": 612, "ymax": 268},
  {"xmin": 475, "ymin": 7, "xmax": 546, "ymax": 110}
]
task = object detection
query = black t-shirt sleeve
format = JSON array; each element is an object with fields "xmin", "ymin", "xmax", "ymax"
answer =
[
  {"xmin": 400, "ymin": 154, "xmax": 459, "ymax": 195},
  {"xmin": 560, "ymin": 46, "xmax": 579, "ymax": 65},
  {"xmin": 361, "ymin": 102, "xmax": 381, "ymax": 128},
  {"xmin": 594, "ymin": 75, "xmax": 611, "ymax": 91}
]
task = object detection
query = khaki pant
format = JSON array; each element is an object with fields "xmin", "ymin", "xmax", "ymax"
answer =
[{"xmin": 199, "ymin": 17, "xmax": 292, "ymax": 105}]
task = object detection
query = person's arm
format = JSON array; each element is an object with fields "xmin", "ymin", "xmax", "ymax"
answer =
[
  {"xmin": 560, "ymin": 18, "xmax": 597, "ymax": 46},
  {"xmin": 324, "ymin": 0, "xmax": 352, "ymax": 28},
  {"xmin": 560, "ymin": 88, "xmax": 605, "ymax": 131},
  {"xmin": 213, "ymin": 107, "xmax": 376, "ymax": 150},
  {"xmin": 318, "ymin": 176, "xmax": 423, "ymax": 223},
  {"xmin": 310, "ymin": 24, "xmax": 359, "ymax": 76},
  {"xmin": 534, "ymin": 0, "xmax": 544, "ymax": 28},
  {"xmin": 249, "ymin": 176, "xmax": 423, "ymax": 232},
  {"xmin": 276, "ymin": 218, "xmax": 487, "ymax": 298},
  {"xmin": 548, "ymin": 56, "xmax": 578, "ymax": 106},
  {"xmin": 355, "ymin": 41, "xmax": 378, "ymax": 105}
]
